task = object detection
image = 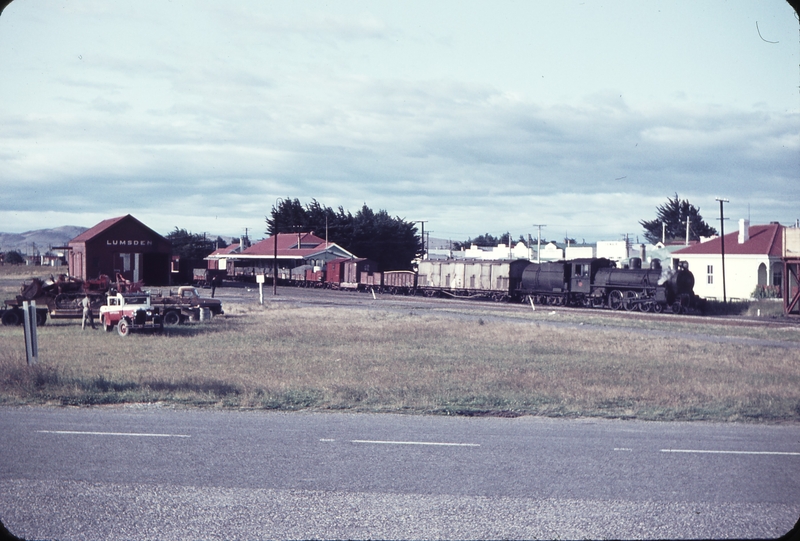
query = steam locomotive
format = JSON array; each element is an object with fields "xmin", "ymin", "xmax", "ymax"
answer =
[{"xmin": 415, "ymin": 257, "xmax": 696, "ymax": 313}]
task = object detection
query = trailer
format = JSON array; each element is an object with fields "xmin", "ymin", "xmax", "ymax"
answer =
[
  {"xmin": 149, "ymin": 286, "xmax": 224, "ymax": 326},
  {"xmin": 1, "ymin": 273, "xmax": 142, "ymax": 326},
  {"xmin": 1, "ymin": 302, "xmax": 49, "ymax": 326}
]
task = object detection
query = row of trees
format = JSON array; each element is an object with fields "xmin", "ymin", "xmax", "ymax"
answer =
[
  {"xmin": 164, "ymin": 194, "xmax": 715, "ymax": 270},
  {"xmin": 1, "ymin": 251, "xmax": 25, "ymax": 264},
  {"xmin": 267, "ymin": 199, "xmax": 422, "ymax": 271},
  {"xmin": 165, "ymin": 229, "xmax": 231, "ymax": 261}
]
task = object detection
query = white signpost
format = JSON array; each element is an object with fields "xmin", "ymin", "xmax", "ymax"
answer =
[
  {"xmin": 22, "ymin": 301, "xmax": 38, "ymax": 365},
  {"xmin": 256, "ymin": 274, "xmax": 265, "ymax": 304}
]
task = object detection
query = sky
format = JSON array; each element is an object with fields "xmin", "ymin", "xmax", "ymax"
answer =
[{"xmin": 0, "ymin": 0, "xmax": 798, "ymax": 245}]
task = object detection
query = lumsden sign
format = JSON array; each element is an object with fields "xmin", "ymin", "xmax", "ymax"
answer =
[{"xmin": 106, "ymin": 240, "xmax": 155, "ymax": 247}]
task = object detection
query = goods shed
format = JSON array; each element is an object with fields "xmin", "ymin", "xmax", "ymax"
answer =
[
  {"xmin": 784, "ymin": 227, "xmax": 800, "ymax": 316},
  {"xmin": 68, "ymin": 214, "xmax": 172, "ymax": 285}
]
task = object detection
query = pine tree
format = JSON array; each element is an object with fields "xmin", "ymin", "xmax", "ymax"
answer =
[{"xmin": 640, "ymin": 194, "xmax": 717, "ymax": 244}]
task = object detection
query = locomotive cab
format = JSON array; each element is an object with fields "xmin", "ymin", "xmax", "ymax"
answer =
[
  {"xmin": 568, "ymin": 258, "xmax": 613, "ymax": 295},
  {"xmin": 564, "ymin": 258, "xmax": 612, "ymax": 295},
  {"xmin": 569, "ymin": 261, "xmax": 590, "ymax": 294}
]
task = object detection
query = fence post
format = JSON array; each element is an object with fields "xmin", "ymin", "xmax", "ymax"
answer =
[{"xmin": 22, "ymin": 301, "xmax": 38, "ymax": 365}]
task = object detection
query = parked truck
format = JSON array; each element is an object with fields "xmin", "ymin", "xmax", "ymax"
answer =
[{"xmin": 149, "ymin": 286, "xmax": 224, "ymax": 326}]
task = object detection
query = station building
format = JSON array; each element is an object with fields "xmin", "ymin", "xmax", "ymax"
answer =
[{"xmin": 68, "ymin": 214, "xmax": 172, "ymax": 284}]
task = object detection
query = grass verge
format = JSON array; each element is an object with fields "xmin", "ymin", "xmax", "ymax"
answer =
[{"xmin": 1, "ymin": 299, "xmax": 799, "ymax": 422}]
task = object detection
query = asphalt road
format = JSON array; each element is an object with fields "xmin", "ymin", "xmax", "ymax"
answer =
[{"xmin": 1, "ymin": 406, "xmax": 799, "ymax": 540}]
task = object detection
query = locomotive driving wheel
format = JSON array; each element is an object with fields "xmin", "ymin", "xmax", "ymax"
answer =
[
  {"xmin": 608, "ymin": 290, "xmax": 623, "ymax": 310},
  {"xmin": 623, "ymin": 291, "xmax": 638, "ymax": 311}
]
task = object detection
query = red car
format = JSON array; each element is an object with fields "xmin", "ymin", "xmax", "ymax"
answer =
[{"xmin": 99, "ymin": 293, "xmax": 163, "ymax": 336}]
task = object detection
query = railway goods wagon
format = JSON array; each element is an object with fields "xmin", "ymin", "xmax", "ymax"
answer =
[
  {"xmin": 360, "ymin": 271, "xmax": 382, "ymax": 289},
  {"xmin": 325, "ymin": 258, "xmax": 348, "ymax": 288},
  {"xmin": 303, "ymin": 267, "xmax": 325, "ymax": 287},
  {"xmin": 418, "ymin": 259, "xmax": 528, "ymax": 301},
  {"xmin": 342, "ymin": 258, "xmax": 377, "ymax": 290},
  {"xmin": 382, "ymin": 270, "xmax": 416, "ymax": 294}
]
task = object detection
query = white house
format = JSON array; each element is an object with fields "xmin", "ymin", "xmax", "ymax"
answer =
[
  {"xmin": 596, "ymin": 240, "xmax": 631, "ymax": 262},
  {"xmin": 673, "ymin": 220, "xmax": 784, "ymax": 300},
  {"xmin": 537, "ymin": 241, "xmax": 564, "ymax": 262},
  {"xmin": 565, "ymin": 245, "xmax": 595, "ymax": 259}
]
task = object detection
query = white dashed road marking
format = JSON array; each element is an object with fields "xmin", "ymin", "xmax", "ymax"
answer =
[
  {"xmin": 321, "ymin": 439, "xmax": 479, "ymax": 447},
  {"xmin": 661, "ymin": 449, "xmax": 800, "ymax": 456},
  {"xmin": 37, "ymin": 430, "xmax": 191, "ymax": 438}
]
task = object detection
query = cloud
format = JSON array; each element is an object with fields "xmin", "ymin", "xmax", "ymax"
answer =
[
  {"xmin": 2, "ymin": 71, "xmax": 797, "ymax": 240},
  {"xmin": 0, "ymin": 1, "xmax": 797, "ymax": 241}
]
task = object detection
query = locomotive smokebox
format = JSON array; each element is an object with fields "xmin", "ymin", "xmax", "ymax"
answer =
[{"xmin": 672, "ymin": 268, "xmax": 695, "ymax": 296}]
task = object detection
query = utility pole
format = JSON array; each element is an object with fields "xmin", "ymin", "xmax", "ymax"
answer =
[
  {"xmin": 532, "ymin": 224, "xmax": 546, "ymax": 263},
  {"xmin": 412, "ymin": 221, "xmax": 428, "ymax": 260},
  {"xmin": 685, "ymin": 217, "xmax": 691, "ymax": 246},
  {"xmin": 273, "ymin": 198, "xmax": 283, "ymax": 296},
  {"xmin": 716, "ymin": 198, "xmax": 729, "ymax": 303}
]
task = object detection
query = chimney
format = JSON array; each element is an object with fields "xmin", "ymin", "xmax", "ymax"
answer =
[{"xmin": 738, "ymin": 219, "xmax": 750, "ymax": 244}]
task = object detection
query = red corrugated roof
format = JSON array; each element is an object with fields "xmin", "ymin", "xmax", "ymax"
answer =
[
  {"xmin": 674, "ymin": 223, "xmax": 783, "ymax": 256},
  {"xmin": 208, "ymin": 243, "xmax": 240, "ymax": 256},
  {"xmin": 68, "ymin": 214, "xmax": 169, "ymax": 245},
  {"xmin": 69, "ymin": 215, "xmax": 128, "ymax": 243},
  {"xmin": 241, "ymin": 232, "xmax": 331, "ymax": 257}
]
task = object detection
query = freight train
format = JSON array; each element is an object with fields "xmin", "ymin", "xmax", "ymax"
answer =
[{"xmin": 282, "ymin": 256, "xmax": 697, "ymax": 314}]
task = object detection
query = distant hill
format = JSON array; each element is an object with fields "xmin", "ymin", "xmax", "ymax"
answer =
[
  {"xmin": 0, "ymin": 226, "xmax": 242, "ymax": 255},
  {"xmin": 0, "ymin": 226, "xmax": 87, "ymax": 254}
]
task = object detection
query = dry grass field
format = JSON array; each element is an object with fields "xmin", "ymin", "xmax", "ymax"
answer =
[{"xmin": 1, "ymin": 265, "xmax": 799, "ymax": 422}]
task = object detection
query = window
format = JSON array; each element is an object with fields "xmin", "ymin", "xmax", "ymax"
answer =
[{"xmin": 707, "ymin": 265, "xmax": 714, "ymax": 285}]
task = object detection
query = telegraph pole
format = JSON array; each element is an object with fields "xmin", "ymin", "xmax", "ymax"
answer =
[
  {"xmin": 685, "ymin": 217, "xmax": 691, "ymax": 246},
  {"xmin": 532, "ymin": 224, "xmax": 546, "ymax": 263},
  {"xmin": 273, "ymin": 198, "xmax": 283, "ymax": 296},
  {"xmin": 716, "ymin": 198, "xmax": 729, "ymax": 303},
  {"xmin": 412, "ymin": 221, "xmax": 428, "ymax": 260}
]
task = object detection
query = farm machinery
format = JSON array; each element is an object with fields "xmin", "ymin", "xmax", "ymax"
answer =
[
  {"xmin": 1, "ymin": 273, "xmax": 141, "ymax": 326},
  {"xmin": 2, "ymin": 273, "xmax": 223, "ymax": 327}
]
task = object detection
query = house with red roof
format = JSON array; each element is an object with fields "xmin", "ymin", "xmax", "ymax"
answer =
[
  {"xmin": 68, "ymin": 215, "xmax": 172, "ymax": 284},
  {"xmin": 208, "ymin": 232, "xmax": 355, "ymax": 278},
  {"xmin": 673, "ymin": 220, "xmax": 784, "ymax": 301}
]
